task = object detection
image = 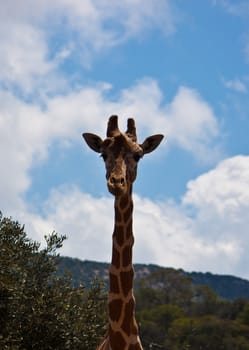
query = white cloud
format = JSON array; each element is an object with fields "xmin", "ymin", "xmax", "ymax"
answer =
[
  {"xmin": 23, "ymin": 186, "xmax": 114, "ymax": 261},
  {"xmin": 134, "ymin": 157, "xmax": 249, "ymax": 276},
  {"xmin": 97, "ymin": 0, "xmax": 176, "ymax": 38},
  {"xmin": 117, "ymin": 81, "xmax": 221, "ymax": 164},
  {"xmin": 0, "ymin": 92, "xmax": 46, "ymax": 211},
  {"xmin": 219, "ymin": 1, "xmax": 249, "ymax": 16},
  {"xmin": 224, "ymin": 78, "xmax": 247, "ymax": 93},
  {"xmin": 0, "ymin": 0, "xmax": 176, "ymax": 93},
  {"xmin": 163, "ymin": 86, "xmax": 221, "ymax": 163},
  {"xmin": 182, "ymin": 155, "xmax": 249, "ymax": 276},
  {"xmin": 183, "ymin": 156, "xmax": 249, "ymax": 233},
  {"xmin": 0, "ymin": 21, "xmax": 53, "ymax": 93},
  {"xmin": 16, "ymin": 155, "xmax": 249, "ymax": 279},
  {"xmin": 0, "ymin": 79, "xmax": 221, "ymax": 215}
]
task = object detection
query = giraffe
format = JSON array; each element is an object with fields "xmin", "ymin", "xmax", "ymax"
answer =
[{"xmin": 82, "ymin": 115, "xmax": 163, "ymax": 350}]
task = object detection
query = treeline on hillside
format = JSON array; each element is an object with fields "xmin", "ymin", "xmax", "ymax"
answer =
[
  {"xmin": 1, "ymin": 212, "xmax": 249, "ymax": 349},
  {"xmin": 135, "ymin": 269, "xmax": 249, "ymax": 349},
  {"xmin": 57, "ymin": 256, "xmax": 249, "ymax": 300}
]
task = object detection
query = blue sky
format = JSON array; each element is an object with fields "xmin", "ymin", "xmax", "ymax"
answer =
[{"xmin": 1, "ymin": 0, "xmax": 249, "ymax": 279}]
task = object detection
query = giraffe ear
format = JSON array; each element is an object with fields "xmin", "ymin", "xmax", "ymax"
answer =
[
  {"xmin": 140, "ymin": 134, "xmax": 164, "ymax": 154},
  {"xmin": 82, "ymin": 133, "xmax": 103, "ymax": 153}
]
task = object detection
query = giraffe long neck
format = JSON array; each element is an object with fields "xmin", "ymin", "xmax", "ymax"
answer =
[{"xmin": 104, "ymin": 188, "xmax": 143, "ymax": 350}]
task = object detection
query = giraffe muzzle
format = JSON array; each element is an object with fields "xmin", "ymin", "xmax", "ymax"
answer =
[{"xmin": 107, "ymin": 175, "xmax": 127, "ymax": 196}]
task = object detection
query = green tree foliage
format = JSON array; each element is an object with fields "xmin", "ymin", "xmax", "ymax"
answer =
[
  {"xmin": 135, "ymin": 268, "xmax": 249, "ymax": 349},
  {"xmin": 0, "ymin": 212, "xmax": 107, "ymax": 350},
  {"xmin": 166, "ymin": 316, "xmax": 249, "ymax": 350},
  {"xmin": 136, "ymin": 268, "xmax": 194, "ymax": 309},
  {"xmin": 237, "ymin": 302, "xmax": 249, "ymax": 326},
  {"xmin": 138, "ymin": 304, "xmax": 184, "ymax": 349}
]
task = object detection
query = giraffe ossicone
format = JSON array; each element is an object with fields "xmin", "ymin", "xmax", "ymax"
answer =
[{"xmin": 82, "ymin": 115, "xmax": 163, "ymax": 350}]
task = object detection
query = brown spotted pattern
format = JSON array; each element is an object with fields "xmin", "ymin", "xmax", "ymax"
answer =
[
  {"xmin": 96, "ymin": 192, "xmax": 143, "ymax": 350},
  {"xmin": 105, "ymin": 194, "xmax": 142, "ymax": 350}
]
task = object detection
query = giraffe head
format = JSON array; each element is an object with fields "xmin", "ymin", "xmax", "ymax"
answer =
[{"xmin": 83, "ymin": 115, "xmax": 163, "ymax": 197}]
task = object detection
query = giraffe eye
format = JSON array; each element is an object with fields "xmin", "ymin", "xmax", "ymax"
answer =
[{"xmin": 133, "ymin": 153, "xmax": 141, "ymax": 162}]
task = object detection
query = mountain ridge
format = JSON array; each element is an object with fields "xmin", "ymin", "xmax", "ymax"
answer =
[{"xmin": 56, "ymin": 256, "xmax": 249, "ymax": 300}]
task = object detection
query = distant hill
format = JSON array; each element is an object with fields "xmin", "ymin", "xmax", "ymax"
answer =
[
  {"xmin": 189, "ymin": 271, "xmax": 249, "ymax": 300},
  {"xmin": 56, "ymin": 256, "xmax": 249, "ymax": 301}
]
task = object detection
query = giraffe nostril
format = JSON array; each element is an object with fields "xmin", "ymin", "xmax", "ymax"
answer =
[
  {"xmin": 110, "ymin": 177, "xmax": 116, "ymax": 184},
  {"xmin": 110, "ymin": 176, "xmax": 125, "ymax": 186}
]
